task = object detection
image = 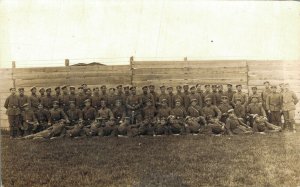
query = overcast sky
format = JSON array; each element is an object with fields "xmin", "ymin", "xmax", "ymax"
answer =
[{"xmin": 0, "ymin": 0, "xmax": 299, "ymax": 67}]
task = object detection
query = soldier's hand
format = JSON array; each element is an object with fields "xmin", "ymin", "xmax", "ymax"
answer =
[
  {"xmin": 268, "ymin": 110, "xmax": 271, "ymax": 113},
  {"xmin": 48, "ymin": 122, "xmax": 51, "ymax": 126}
]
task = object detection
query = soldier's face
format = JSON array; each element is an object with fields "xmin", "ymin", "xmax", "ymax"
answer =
[
  {"xmin": 55, "ymin": 89, "xmax": 60, "ymax": 94},
  {"xmin": 149, "ymin": 87, "xmax": 155, "ymax": 92},
  {"xmin": 40, "ymin": 90, "xmax": 45, "ymax": 95},
  {"xmin": 70, "ymin": 89, "xmax": 75, "ymax": 94},
  {"xmin": 160, "ymin": 87, "xmax": 166, "ymax": 93},
  {"xmin": 167, "ymin": 88, "xmax": 173, "ymax": 94},
  {"xmin": 176, "ymin": 87, "xmax": 182, "ymax": 92},
  {"xmin": 70, "ymin": 104, "xmax": 75, "ymax": 109},
  {"xmin": 271, "ymin": 88, "xmax": 276, "ymax": 93},
  {"xmin": 218, "ymin": 86, "xmax": 223, "ymax": 91},
  {"xmin": 264, "ymin": 83, "xmax": 270, "ymax": 88},
  {"xmin": 85, "ymin": 102, "xmax": 91, "ymax": 107},
  {"xmin": 205, "ymin": 100, "xmax": 211, "ymax": 105},
  {"xmin": 86, "ymin": 90, "xmax": 92, "ymax": 95},
  {"xmin": 101, "ymin": 87, "xmax": 106, "ymax": 93},
  {"xmin": 131, "ymin": 89, "xmax": 136, "ymax": 94},
  {"xmin": 162, "ymin": 102, "xmax": 167, "ymax": 107},
  {"xmin": 117, "ymin": 87, "xmax": 122, "ymax": 93},
  {"xmin": 115, "ymin": 101, "xmax": 121, "ymax": 107},
  {"xmin": 196, "ymin": 86, "xmax": 201, "ymax": 92},
  {"xmin": 62, "ymin": 88, "xmax": 68, "ymax": 94},
  {"xmin": 191, "ymin": 88, "xmax": 196, "ymax": 94},
  {"xmin": 222, "ymin": 98, "xmax": 228, "ymax": 103},
  {"xmin": 183, "ymin": 86, "xmax": 189, "ymax": 91},
  {"xmin": 227, "ymin": 85, "xmax": 232, "ymax": 90},
  {"xmin": 46, "ymin": 90, "xmax": 51, "ymax": 95},
  {"xmin": 53, "ymin": 104, "xmax": 59, "ymax": 109},
  {"xmin": 109, "ymin": 89, "xmax": 115, "ymax": 94},
  {"xmin": 252, "ymin": 98, "xmax": 258, "ymax": 103},
  {"xmin": 100, "ymin": 101, "xmax": 106, "ymax": 107},
  {"xmin": 19, "ymin": 90, "xmax": 24, "ymax": 95},
  {"xmin": 31, "ymin": 88, "xmax": 36, "ymax": 94},
  {"xmin": 124, "ymin": 88, "xmax": 129, "ymax": 93},
  {"xmin": 191, "ymin": 101, "xmax": 197, "ymax": 106},
  {"xmin": 78, "ymin": 88, "xmax": 83, "ymax": 93},
  {"xmin": 93, "ymin": 89, "xmax": 99, "ymax": 94},
  {"xmin": 212, "ymin": 87, "xmax": 217, "ymax": 91},
  {"xmin": 205, "ymin": 86, "xmax": 210, "ymax": 91},
  {"xmin": 142, "ymin": 88, "xmax": 148, "ymax": 93},
  {"xmin": 237, "ymin": 86, "xmax": 242, "ymax": 91},
  {"xmin": 38, "ymin": 105, "xmax": 43, "ymax": 110},
  {"xmin": 252, "ymin": 89, "xmax": 257, "ymax": 94}
]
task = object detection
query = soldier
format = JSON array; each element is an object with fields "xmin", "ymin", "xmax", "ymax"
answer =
[
  {"xmin": 186, "ymin": 98, "xmax": 206, "ymax": 133},
  {"xmin": 76, "ymin": 86, "xmax": 87, "ymax": 110},
  {"xmin": 266, "ymin": 85, "xmax": 283, "ymax": 126},
  {"xmin": 29, "ymin": 86, "xmax": 40, "ymax": 111},
  {"xmin": 203, "ymin": 85, "xmax": 216, "ymax": 105},
  {"xmin": 66, "ymin": 101, "xmax": 83, "ymax": 126},
  {"xmin": 38, "ymin": 87, "xmax": 46, "ymax": 101},
  {"xmin": 97, "ymin": 99, "xmax": 116, "ymax": 136},
  {"xmin": 115, "ymin": 85, "xmax": 126, "ymax": 106},
  {"xmin": 170, "ymin": 99, "xmax": 186, "ymax": 134},
  {"xmin": 53, "ymin": 86, "xmax": 61, "ymax": 106},
  {"xmin": 35, "ymin": 103, "xmax": 51, "ymax": 131},
  {"xmin": 202, "ymin": 97, "xmax": 224, "ymax": 134},
  {"xmin": 139, "ymin": 99, "xmax": 156, "ymax": 136},
  {"xmin": 234, "ymin": 98, "xmax": 246, "ymax": 121},
  {"xmin": 232, "ymin": 85, "xmax": 248, "ymax": 107},
  {"xmin": 140, "ymin": 86, "xmax": 154, "ymax": 109},
  {"xmin": 4, "ymin": 88, "xmax": 21, "ymax": 138},
  {"xmin": 212, "ymin": 85, "xmax": 222, "ymax": 106},
  {"xmin": 82, "ymin": 99, "xmax": 97, "ymax": 126},
  {"xmin": 85, "ymin": 88, "xmax": 92, "ymax": 100},
  {"xmin": 60, "ymin": 85, "xmax": 70, "ymax": 112},
  {"xmin": 156, "ymin": 99, "xmax": 171, "ymax": 135},
  {"xmin": 126, "ymin": 86, "xmax": 142, "ymax": 124},
  {"xmin": 18, "ymin": 88, "xmax": 30, "ymax": 110},
  {"xmin": 252, "ymin": 114, "xmax": 281, "ymax": 133},
  {"xmin": 49, "ymin": 101, "xmax": 69, "ymax": 124},
  {"xmin": 224, "ymin": 83, "xmax": 235, "ymax": 107},
  {"xmin": 82, "ymin": 83, "xmax": 88, "ymax": 95},
  {"xmin": 261, "ymin": 81, "xmax": 272, "ymax": 121},
  {"xmin": 20, "ymin": 103, "xmax": 38, "ymax": 136},
  {"xmin": 218, "ymin": 95, "xmax": 233, "ymax": 123},
  {"xmin": 279, "ymin": 83, "xmax": 284, "ymax": 94},
  {"xmin": 247, "ymin": 96, "xmax": 266, "ymax": 117},
  {"xmin": 182, "ymin": 84, "xmax": 190, "ymax": 110},
  {"xmin": 218, "ymin": 85, "xmax": 224, "ymax": 96},
  {"xmin": 158, "ymin": 85, "xmax": 170, "ymax": 108},
  {"xmin": 167, "ymin": 86, "xmax": 175, "ymax": 108},
  {"xmin": 249, "ymin": 86, "xmax": 262, "ymax": 104},
  {"xmin": 40, "ymin": 87, "xmax": 54, "ymax": 110},
  {"xmin": 100, "ymin": 85, "xmax": 109, "ymax": 105},
  {"xmin": 107, "ymin": 88, "xmax": 116, "ymax": 109},
  {"xmin": 282, "ymin": 83, "xmax": 299, "ymax": 132},
  {"xmin": 188, "ymin": 86, "xmax": 203, "ymax": 108},
  {"xmin": 112, "ymin": 99, "xmax": 126, "ymax": 124},
  {"xmin": 91, "ymin": 87, "xmax": 101, "ymax": 110},
  {"xmin": 123, "ymin": 85, "xmax": 131, "ymax": 100},
  {"xmin": 149, "ymin": 84, "xmax": 159, "ymax": 108},
  {"xmin": 225, "ymin": 109, "xmax": 253, "ymax": 135},
  {"xmin": 174, "ymin": 85, "xmax": 184, "ymax": 105},
  {"xmin": 69, "ymin": 86, "xmax": 77, "ymax": 102}
]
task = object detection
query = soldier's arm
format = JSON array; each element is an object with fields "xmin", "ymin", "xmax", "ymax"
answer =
[
  {"xmin": 198, "ymin": 95, "xmax": 203, "ymax": 108},
  {"xmin": 108, "ymin": 109, "xmax": 114, "ymax": 120},
  {"xmin": 266, "ymin": 95, "xmax": 270, "ymax": 111},
  {"xmin": 292, "ymin": 91, "xmax": 299, "ymax": 105},
  {"xmin": 61, "ymin": 110, "xmax": 69, "ymax": 121},
  {"xmin": 260, "ymin": 105, "xmax": 267, "ymax": 117},
  {"xmin": 231, "ymin": 94, "xmax": 236, "ymax": 107},
  {"xmin": 4, "ymin": 97, "xmax": 9, "ymax": 109},
  {"xmin": 225, "ymin": 120, "xmax": 233, "ymax": 136},
  {"xmin": 214, "ymin": 106, "xmax": 222, "ymax": 120},
  {"xmin": 125, "ymin": 97, "xmax": 133, "ymax": 110},
  {"xmin": 78, "ymin": 109, "xmax": 83, "ymax": 120}
]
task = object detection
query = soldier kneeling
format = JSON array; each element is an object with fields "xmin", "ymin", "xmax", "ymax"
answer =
[
  {"xmin": 155, "ymin": 98, "xmax": 171, "ymax": 135},
  {"xmin": 138, "ymin": 99, "xmax": 156, "ymax": 136},
  {"xmin": 97, "ymin": 99, "xmax": 117, "ymax": 137},
  {"xmin": 20, "ymin": 103, "xmax": 39, "ymax": 136},
  {"xmin": 169, "ymin": 99, "xmax": 187, "ymax": 135}
]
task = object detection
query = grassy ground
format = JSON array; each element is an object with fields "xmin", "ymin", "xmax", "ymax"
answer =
[{"xmin": 1, "ymin": 131, "xmax": 300, "ymax": 187}]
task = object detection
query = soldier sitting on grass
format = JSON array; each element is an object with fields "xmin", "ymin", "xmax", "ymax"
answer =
[{"xmin": 225, "ymin": 109, "xmax": 253, "ymax": 136}]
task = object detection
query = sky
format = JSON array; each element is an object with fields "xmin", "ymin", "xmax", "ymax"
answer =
[{"xmin": 0, "ymin": 0, "xmax": 299, "ymax": 67}]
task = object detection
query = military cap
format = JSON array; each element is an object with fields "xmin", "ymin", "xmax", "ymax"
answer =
[
  {"xmin": 236, "ymin": 84, "xmax": 242, "ymax": 87},
  {"xmin": 61, "ymin": 85, "xmax": 67, "ymax": 89},
  {"xmin": 218, "ymin": 85, "xmax": 223, "ymax": 88},
  {"xmin": 46, "ymin": 87, "xmax": 51, "ymax": 91},
  {"xmin": 167, "ymin": 86, "xmax": 173, "ymax": 90},
  {"xmin": 69, "ymin": 101, "xmax": 75, "ymax": 105},
  {"xmin": 54, "ymin": 86, "xmax": 60, "ymax": 90},
  {"xmin": 39, "ymin": 87, "xmax": 45, "ymax": 91},
  {"xmin": 183, "ymin": 83, "xmax": 189, "ymax": 87},
  {"xmin": 100, "ymin": 85, "xmax": 106, "ymax": 89},
  {"xmin": 18, "ymin": 87, "xmax": 24, "ymax": 91},
  {"xmin": 123, "ymin": 85, "xmax": 130, "ymax": 89},
  {"xmin": 251, "ymin": 95, "xmax": 259, "ymax": 98},
  {"xmin": 53, "ymin": 100, "xmax": 59, "ymax": 105},
  {"xmin": 78, "ymin": 86, "xmax": 83, "ymax": 89},
  {"xmin": 195, "ymin": 84, "xmax": 201, "ymax": 87},
  {"xmin": 30, "ymin": 86, "xmax": 37, "ymax": 91},
  {"xmin": 116, "ymin": 84, "xmax": 122, "ymax": 88},
  {"xmin": 93, "ymin": 87, "xmax": 99, "ymax": 91},
  {"xmin": 176, "ymin": 85, "xmax": 182, "ymax": 89},
  {"xmin": 142, "ymin": 85, "xmax": 148, "ymax": 89},
  {"xmin": 115, "ymin": 99, "xmax": 122, "ymax": 103},
  {"xmin": 82, "ymin": 83, "xmax": 87, "ymax": 86},
  {"xmin": 221, "ymin": 95, "xmax": 228, "ymax": 99},
  {"xmin": 205, "ymin": 97, "xmax": 212, "ymax": 101},
  {"xmin": 204, "ymin": 84, "xmax": 210, "ymax": 88},
  {"xmin": 190, "ymin": 98, "xmax": 197, "ymax": 102},
  {"xmin": 236, "ymin": 98, "xmax": 242, "ymax": 101},
  {"xmin": 38, "ymin": 103, "xmax": 43, "ymax": 107},
  {"xmin": 149, "ymin": 85, "xmax": 155, "ymax": 88},
  {"xmin": 84, "ymin": 99, "xmax": 91, "ymax": 103},
  {"xmin": 161, "ymin": 98, "xmax": 168, "ymax": 103},
  {"xmin": 284, "ymin": 83, "xmax": 289, "ymax": 86},
  {"xmin": 160, "ymin": 85, "xmax": 165, "ymax": 88},
  {"xmin": 251, "ymin": 86, "xmax": 257, "ymax": 89},
  {"xmin": 175, "ymin": 98, "xmax": 181, "ymax": 102},
  {"xmin": 228, "ymin": 109, "xmax": 234, "ymax": 113},
  {"xmin": 263, "ymin": 81, "xmax": 270, "ymax": 84},
  {"xmin": 21, "ymin": 103, "xmax": 29, "ymax": 108},
  {"xmin": 109, "ymin": 88, "xmax": 115, "ymax": 91},
  {"xmin": 190, "ymin": 86, "xmax": 196, "ymax": 90},
  {"xmin": 69, "ymin": 86, "xmax": 75, "ymax": 89},
  {"xmin": 271, "ymin": 85, "xmax": 277, "ymax": 88},
  {"xmin": 130, "ymin": 86, "xmax": 136, "ymax": 90},
  {"xmin": 227, "ymin": 84, "xmax": 233, "ymax": 86}
]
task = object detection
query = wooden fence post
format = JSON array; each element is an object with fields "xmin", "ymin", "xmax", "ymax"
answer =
[
  {"xmin": 65, "ymin": 59, "xmax": 70, "ymax": 66},
  {"xmin": 130, "ymin": 56, "xmax": 134, "ymax": 86},
  {"xmin": 12, "ymin": 61, "xmax": 16, "ymax": 88}
]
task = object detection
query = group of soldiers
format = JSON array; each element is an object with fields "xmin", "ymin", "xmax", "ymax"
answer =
[{"xmin": 4, "ymin": 81, "xmax": 298, "ymax": 139}]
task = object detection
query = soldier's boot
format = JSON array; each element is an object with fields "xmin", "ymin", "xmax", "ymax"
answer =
[{"xmin": 98, "ymin": 128, "xmax": 105, "ymax": 136}]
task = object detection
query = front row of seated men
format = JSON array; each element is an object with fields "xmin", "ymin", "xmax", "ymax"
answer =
[{"xmin": 21, "ymin": 92, "xmax": 281, "ymax": 139}]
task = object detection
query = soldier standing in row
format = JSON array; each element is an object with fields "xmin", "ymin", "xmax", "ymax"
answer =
[
  {"xmin": 126, "ymin": 86, "xmax": 142, "ymax": 124},
  {"xmin": 53, "ymin": 86, "xmax": 61, "ymax": 106},
  {"xmin": 249, "ymin": 86, "xmax": 262, "ymax": 104},
  {"xmin": 212, "ymin": 85, "xmax": 221, "ymax": 106},
  {"xmin": 149, "ymin": 85, "xmax": 158, "ymax": 108},
  {"xmin": 38, "ymin": 87, "xmax": 46, "ymax": 101},
  {"xmin": 69, "ymin": 86, "xmax": 77, "ymax": 102},
  {"xmin": 182, "ymin": 84, "xmax": 190, "ymax": 110},
  {"xmin": 262, "ymin": 81, "xmax": 272, "ymax": 121},
  {"xmin": 29, "ymin": 86, "xmax": 40, "ymax": 111},
  {"xmin": 139, "ymin": 99, "xmax": 156, "ymax": 136},
  {"xmin": 91, "ymin": 87, "xmax": 101, "ymax": 110},
  {"xmin": 158, "ymin": 85, "xmax": 170, "ymax": 108},
  {"xmin": 76, "ymin": 86, "xmax": 87, "ymax": 110},
  {"xmin": 115, "ymin": 85, "xmax": 125, "ymax": 106},
  {"xmin": 174, "ymin": 85, "xmax": 184, "ymax": 105},
  {"xmin": 188, "ymin": 86, "xmax": 202, "ymax": 108},
  {"xmin": 282, "ymin": 83, "xmax": 298, "ymax": 132},
  {"xmin": 266, "ymin": 85, "xmax": 282, "ymax": 127},
  {"xmin": 4, "ymin": 88, "xmax": 21, "ymax": 138},
  {"xmin": 167, "ymin": 86, "xmax": 175, "ymax": 108},
  {"xmin": 232, "ymin": 85, "xmax": 248, "ymax": 107},
  {"xmin": 35, "ymin": 103, "xmax": 51, "ymax": 131},
  {"xmin": 40, "ymin": 87, "xmax": 54, "ymax": 110},
  {"xmin": 224, "ymin": 83, "xmax": 235, "ymax": 107},
  {"xmin": 60, "ymin": 85, "xmax": 70, "ymax": 113},
  {"xmin": 140, "ymin": 86, "xmax": 154, "ymax": 109},
  {"xmin": 18, "ymin": 88, "xmax": 30, "ymax": 109}
]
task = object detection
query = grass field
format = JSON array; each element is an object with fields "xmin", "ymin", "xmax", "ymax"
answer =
[{"xmin": 1, "ymin": 131, "xmax": 300, "ymax": 187}]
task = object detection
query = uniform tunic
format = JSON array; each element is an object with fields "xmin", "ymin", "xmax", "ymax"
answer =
[
  {"xmin": 247, "ymin": 103, "xmax": 266, "ymax": 117},
  {"xmin": 76, "ymin": 93, "xmax": 87, "ymax": 109},
  {"xmin": 142, "ymin": 106, "xmax": 156, "ymax": 120},
  {"xmin": 91, "ymin": 94, "xmax": 101, "ymax": 110},
  {"xmin": 232, "ymin": 91, "xmax": 248, "ymax": 105},
  {"xmin": 35, "ymin": 109, "xmax": 50, "ymax": 123},
  {"xmin": 40, "ymin": 95, "xmax": 54, "ymax": 109},
  {"xmin": 170, "ymin": 106, "xmax": 187, "ymax": 119},
  {"xmin": 29, "ymin": 94, "xmax": 40, "ymax": 111},
  {"xmin": 49, "ymin": 108, "xmax": 68, "ymax": 123},
  {"xmin": 66, "ymin": 108, "xmax": 83, "ymax": 122},
  {"xmin": 82, "ymin": 106, "xmax": 97, "ymax": 121},
  {"xmin": 18, "ymin": 95, "xmax": 30, "ymax": 109},
  {"xmin": 202, "ymin": 105, "xmax": 221, "ymax": 119},
  {"xmin": 97, "ymin": 107, "xmax": 114, "ymax": 120},
  {"xmin": 187, "ymin": 105, "xmax": 203, "ymax": 117},
  {"xmin": 157, "ymin": 107, "xmax": 171, "ymax": 119}
]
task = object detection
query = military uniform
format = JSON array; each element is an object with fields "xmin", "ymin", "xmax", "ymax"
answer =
[
  {"xmin": 247, "ymin": 103, "xmax": 266, "ymax": 117},
  {"xmin": 138, "ymin": 104, "xmax": 156, "ymax": 135},
  {"xmin": 282, "ymin": 89, "xmax": 298, "ymax": 131},
  {"xmin": 188, "ymin": 92, "xmax": 203, "ymax": 108},
  {"xmin": 234, "ymin": 103, "xmax": 246, "ymax": 119},
  {"xmin": 21, "ymin": 105, "xmax": 38, "ymax": 136},
  {"xmin": 252, "ymin": 115, "xmax": 281, "ymax": 133},
  {"xmin": 126, "ymin": 88, "xmax": 142, "ymax": 124},
  {"xmin": 60, "ymin": 91, "xmax": 70, "ymax": 112},
  {"xmin": 218, "ymin": 102, "xmax": 233, "ymax": 123},
  {"xmin": 66, "ymin": 107, "xmax": 83, "ymax": 125},
  {"xmin": 82, "ymin": 105, "xmax": 97, "ymax": 125},
  {"xmin": 266, "ymin": 90, "xmax": 282, "ymax": 126},
  {"xmin": 112, "ymin": 106, "xmax": 126, "ymax": 124},
  {"xmin": 29, "ymin": 93, "xmax": 40, "ymax": 111},
  {"xmin": 76, "ymin": 92, "xmax": 87, "ymax": 110},
  {"xmin": 170, "ymin": 102, "xmax": 187, "ymax": 134},
  {"xmin": 41, "ymin": 94, "xmax": 54, "ymax": 110},
  {"xmin": 232, "ymin": 91, "xmax": 248, "ymax": 106},
  {"xmin": 140, "ymin": 92, "xmax": 154, "ymax": 109},
  {"xmin": 49, "ymin": 107, "xmax": 68, "ymax": 124},
  {"xmin": 18, "ymin": 95, "xmax": 30, "ymax": 111},
  {"xmin": 156, "ymin": 100, "xmax": 171, "ymax": 135},
  {"xmin": 91, "ymin": 93, "xmax": 102, "ymax": 111},
  {"xmin": 35, "ymin": 107, "xmax": 51, "ymax": 131},
  {"xmin": 4, "ymin": 91, "xmax": 21, "ymax": 137},
  {"xmin": 97, "ymin": 106, "xmax": 116, "ymax": 136},
  {"xmin": 225, "ymin": 113, "xmax": 252, "ymax": 135},
  {"xmin": 203, "ymin": 91, "xmax": 217, "ymax": 106}
]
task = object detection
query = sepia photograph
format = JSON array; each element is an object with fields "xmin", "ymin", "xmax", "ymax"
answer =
[{"xmin": 0, "ymin": 0, "xmax": 300, "ymax": 186}]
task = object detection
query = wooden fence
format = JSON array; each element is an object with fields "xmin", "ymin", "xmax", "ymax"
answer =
[{"xmin": 0, "ymin": 59, "xmax": 299, "ymax": 129}]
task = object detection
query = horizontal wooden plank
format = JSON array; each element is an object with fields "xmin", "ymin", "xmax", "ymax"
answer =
[
  {"xmin": 134, "ymin": 61, "xmax": 246, "ymax": 68},
  {"xmin": 133, "ymin": 67, "xmax": 247, "ymax": 74},
  {"xmin": 133, "ymin": 74, "xmax": 247, "ymax": 81}
]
